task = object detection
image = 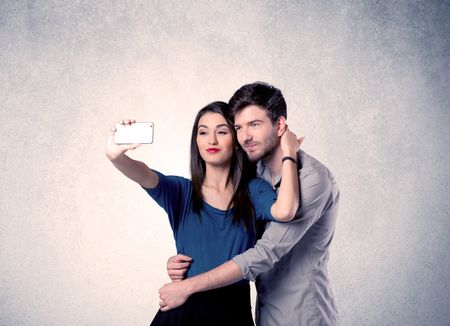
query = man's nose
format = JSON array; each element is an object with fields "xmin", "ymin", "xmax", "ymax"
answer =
[{"xmin": 242, "ymin": 128, "xmax": 252, "ymax": 142}]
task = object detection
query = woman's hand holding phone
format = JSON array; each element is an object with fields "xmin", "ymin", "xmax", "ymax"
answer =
[{"xmin": 105, "ymin": 119, "xmax": 142, "ymax": 162}]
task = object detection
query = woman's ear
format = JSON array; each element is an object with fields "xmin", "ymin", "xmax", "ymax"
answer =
[{"xmin": 276, "ymin": 116, "xmax": 287, "ymax": 137}]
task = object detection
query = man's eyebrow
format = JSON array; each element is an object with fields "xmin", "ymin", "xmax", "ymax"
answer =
[
  {"xmin": 248, "ymin": 119, "xmax": 263, "ymax": 124},
  {"xmin": 234, "ymin": 119, "xmax": 264, "ymax": 128}
]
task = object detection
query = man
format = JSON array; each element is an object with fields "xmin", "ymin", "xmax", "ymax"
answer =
[{"xmin": 159, "ymin": 82, "xmax": 340, "ymax": 325}]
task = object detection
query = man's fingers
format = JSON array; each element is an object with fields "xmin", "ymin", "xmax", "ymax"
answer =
[
  {"xmin": 160, "ymin": 305, "xmax": 170, "ymax": 312},
  {"xmin": 168, "ymin": 275, "xmax": 184, "ymax": 282},
  {"xmin": 168, "ymin": 268, "xmax": 187, "ymax": 277},
  {"xmin": 159, "ymin": 300, "xmax": 174, "ymax": 312},
  {"xmin": 167, "ymin": 254, "xmax": 193, "ymax": 269},
  {"xmin": 169, "ymin": 254, "xmax": 193, "ymax": 263},
  {"xmin": 168, "ymin": 269, "xmax": 187, "ymax": 276},
  {"xmin": 170, "ymin": 277, "xmax": 184, "ymax": 282},
  {"xmin": 177, "ymin": 254, "xmax": 193, "ymax": 261},
  {"xmin": 167, "ymin": 254, "xmax": 191, "ymax": 281},
  {"xmin": 168, "ymin": 261, "xmax": 191, "ymax": 269}
]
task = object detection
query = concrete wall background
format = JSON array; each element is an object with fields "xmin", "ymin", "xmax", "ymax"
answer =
[{"xmin": 1, "ymin": 1, "xmax": 449, "ymax": 325}]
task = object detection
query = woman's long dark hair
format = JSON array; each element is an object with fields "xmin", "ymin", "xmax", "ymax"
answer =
[{"xmin": 190, "ymin": 101, "xmax": 256, "ymax": 230}]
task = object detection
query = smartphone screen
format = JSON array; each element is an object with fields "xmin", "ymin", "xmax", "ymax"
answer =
[{"xmin": 115, "ymin": 122, "xmax": 154, "ymax": 144}]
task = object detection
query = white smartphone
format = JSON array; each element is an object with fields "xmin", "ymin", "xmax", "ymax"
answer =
[{"xmin": 115, "ymin": 122, "xmax": 154, "ymax": 144}]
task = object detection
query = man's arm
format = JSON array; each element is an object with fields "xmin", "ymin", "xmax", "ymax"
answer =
[
  {"xmin": 159, "ymin": 169, "xmax": 338, "ymax": 311},
  {"xmin": 235, "ymin": 168, "xmax": 339, "ymax": 281},
  {"xmin": 159, "ymin": 260, "xmax": 243, "ymax": 311}
]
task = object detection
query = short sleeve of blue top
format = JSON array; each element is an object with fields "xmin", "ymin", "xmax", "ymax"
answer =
[{"xmin": 143, "ymin": 170, "xmax": 277, "ymax": 279}]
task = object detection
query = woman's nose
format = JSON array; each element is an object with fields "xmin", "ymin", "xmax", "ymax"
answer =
[{"xmin": 208, "ymin": 134, "xmax": 218, "ymax": 145}]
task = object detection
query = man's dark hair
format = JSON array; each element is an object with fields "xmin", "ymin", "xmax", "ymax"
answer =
[{"xmin": 228, "ymin": 82, "xmax": 287, "ymax": 123}]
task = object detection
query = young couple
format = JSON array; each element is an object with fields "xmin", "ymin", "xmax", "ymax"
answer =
[{"xmin": 106, "ymin": 82, "xmax": 340, "ymax": 326}]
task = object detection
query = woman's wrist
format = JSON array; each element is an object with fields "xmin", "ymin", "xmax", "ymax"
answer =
[
  {"xmin": 281, "ymin": 147, "xmax": 297, "ymax": 158},
  {"xmin": 282, "ymin": 156, "xmax": 297, "ymax": 164},
  {"xmin": 107, "ymin": 150, "xmax": 127, "ymax": 163}
]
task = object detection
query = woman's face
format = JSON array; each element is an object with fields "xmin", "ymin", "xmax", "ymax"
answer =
[{"xmin": 196, "ymin": 112, "xmax": 234, "ymax": 167}]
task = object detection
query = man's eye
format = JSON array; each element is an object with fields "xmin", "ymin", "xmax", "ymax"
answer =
[
  {"xmin": 250, "ymin": 123, "xmax": 259, "ymax": 128},
  {"xmin": 234, "ymin": 126, "xmax": 241, "ymax": 132}
]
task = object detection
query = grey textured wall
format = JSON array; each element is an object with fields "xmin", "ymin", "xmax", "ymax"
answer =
[{"xmin": 1, "ymin": 1, "xmax": 449, "ymax": 325}]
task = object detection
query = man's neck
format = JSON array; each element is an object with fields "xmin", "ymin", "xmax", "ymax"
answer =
[{"xmin": 261, "ymin": 146, "xmax": 284, "ymax": 183}]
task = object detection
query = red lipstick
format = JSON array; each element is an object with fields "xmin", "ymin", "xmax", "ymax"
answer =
[{"xmin": 207, "ymin": 147, "xmax": 220, "ymax": 153}]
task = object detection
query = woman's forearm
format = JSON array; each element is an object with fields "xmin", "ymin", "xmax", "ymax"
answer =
[
  {"xmin": 108, "ymin": 153, "xmax": 158, "ymax": 189},
  {"xmin": 270, "ymin": 157, "xmax": 299, "ymax": 221}
]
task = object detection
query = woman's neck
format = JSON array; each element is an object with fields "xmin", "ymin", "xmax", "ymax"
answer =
[
  {"xmin": 201, "ymin": 163, "xmax": 234, "ymax": 210},
  {"xmin": 203, "ymin": 163, "xmax": 232, "ymax": 191}
]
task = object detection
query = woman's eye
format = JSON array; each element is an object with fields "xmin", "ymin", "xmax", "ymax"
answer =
[
  {"xmin": 198, "ymin": 131, "xmax": 207, "ymax": 135},
  {"xmin": 218, "ymin": 130, "xmax": 228, "ymax": 135}
]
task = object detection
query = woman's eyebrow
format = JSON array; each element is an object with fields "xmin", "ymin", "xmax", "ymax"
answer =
[
  {"xmin": 216, "ymin": 124, "xmax": 230, "ymax": 129},
  {"xmin": 198, "ymin": 124, "xmax": 229, "ymax": 129}
]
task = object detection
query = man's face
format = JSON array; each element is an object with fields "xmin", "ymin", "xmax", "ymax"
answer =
[{"xmin": 234, "ymin": 105, "xmax": 279, "ymax": 162}]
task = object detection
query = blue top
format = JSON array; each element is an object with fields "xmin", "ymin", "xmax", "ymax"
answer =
[{"xmin": 144, "ymin": 170, "xmax": 277, "ymax": 278}]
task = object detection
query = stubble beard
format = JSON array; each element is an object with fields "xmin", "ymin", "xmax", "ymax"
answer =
[{"xmin": 246, "ymin": 130, "xmax": 279, "ymax": 162}]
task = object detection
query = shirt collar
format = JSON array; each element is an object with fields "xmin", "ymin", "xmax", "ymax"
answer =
[
  {"xmin": 256, "ymin": 150, "xmax": 302, "ymax": 190},
  {"xmin": 256, "ymin": 160, "xmax": 282, "ymax": 190}
]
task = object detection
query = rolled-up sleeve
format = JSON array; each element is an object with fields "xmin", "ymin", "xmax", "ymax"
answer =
[{"xmin": 233, "ymin": 168, "xmax": 338, "ymax": 281}]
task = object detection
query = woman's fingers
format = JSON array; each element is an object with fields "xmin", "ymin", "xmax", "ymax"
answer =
[
  {"xmin": 119, "ymin": 119, "xmax": 136, "ymax": 125},
  {"xmin": 116, "ymin": 119, "xmax": 136, "ymax": 126},
  {"xmin": 126, "ymin": 143, "xmax": 141, "ymax": 150}
]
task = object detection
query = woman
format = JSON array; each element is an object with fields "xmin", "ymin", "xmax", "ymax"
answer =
[{"xmin": 105, "ymin": 101, "xmax": 300, "ymax": 325}]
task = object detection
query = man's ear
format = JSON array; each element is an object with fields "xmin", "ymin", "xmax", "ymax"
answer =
[{"xmin": 276, "ymin": 116, "xmax": 287, "ymax": 137}]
